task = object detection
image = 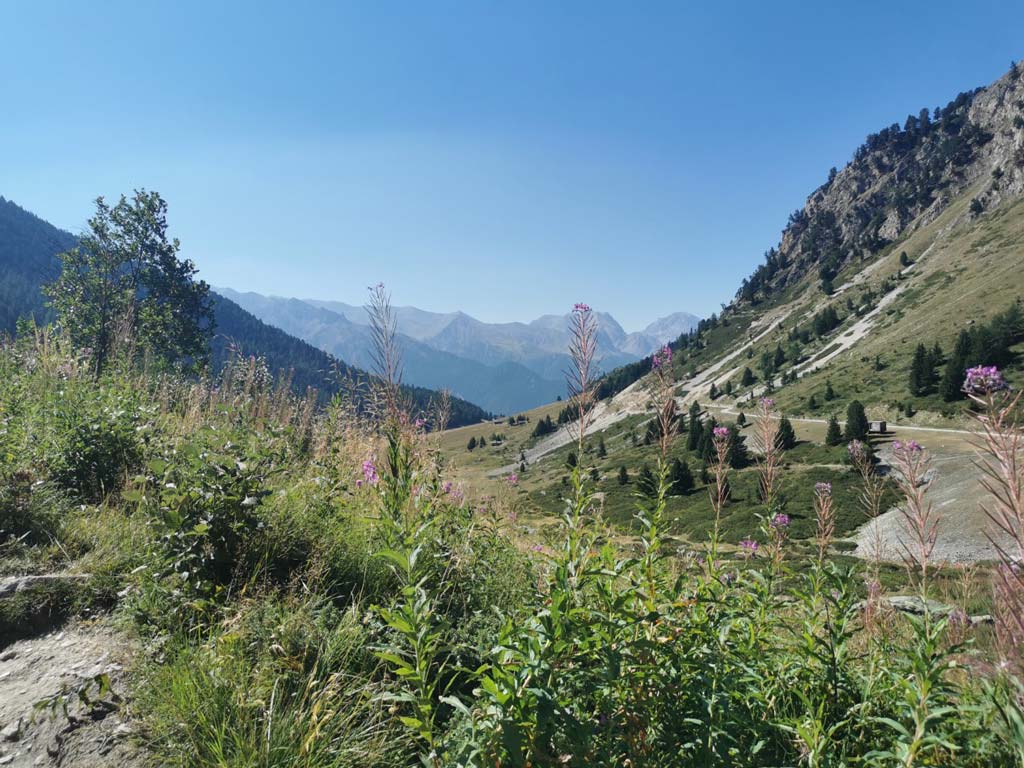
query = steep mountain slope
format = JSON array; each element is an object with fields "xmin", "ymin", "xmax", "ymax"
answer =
[
  {"xmin": 0, "ymin": 197, "xmax": 489, "ymax": 427},
  {"xmin": 589, "ymin": 63, "xmax": 1024, "ymax": 424}
]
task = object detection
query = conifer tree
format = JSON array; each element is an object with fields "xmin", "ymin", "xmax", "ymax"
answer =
[
  {"xmin": 825, "ymin": 414, "xmax": 843, "ymax": 446},
  {"xmin": 597, "ymin": 437, "xmax": 607, "ymax": 458},
  {"xmin": 637, "ymin": 464, "xmax": 656, "ymax": 497},
  {"xmin": 741, "ymin": 367, "xmax": 755, "ymax": 386},
  {"xmin": 618, "ymin": 465, "xmax": 629, "ymax": 485},
  {"xmin": 686, "ymin": 402, "xmax": 702, "ymax": 451},
  {"xmin": 467, "ymin": 436, "xmax": 477, "ymax": 451},
  {"xmin": 909, "ymin": 343, "xmax": 929, "ymax": 395},
  {"xmin": 669, "ymin": 457, "xmax": 694, "ymax": 495},
  {"xmin": 844, "ymin": 400, "xmax": 869, "ymax": 441},
  {"xmin": 776, "ymin": 416, "xmax": 797, "ymax": 450}
]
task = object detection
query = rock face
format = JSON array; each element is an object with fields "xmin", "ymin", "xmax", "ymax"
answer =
[
  {"xmin": 0, "ymin": 623, "xmax": 145, "ymax": 768},
  {"xmin": 738, "ymin": 64, "xmax": 1024, "ymax": 302}
]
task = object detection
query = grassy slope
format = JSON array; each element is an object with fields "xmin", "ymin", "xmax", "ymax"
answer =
[{"xmin": 438, "ymin": 182, "xmax": 1024, "ymax": 549}]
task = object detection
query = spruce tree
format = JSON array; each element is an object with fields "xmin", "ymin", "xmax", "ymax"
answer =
[
  {"xmin": 637, "ymin": 464, "xmax": 657, "ymax": 497},
  {"xmin": 617, "ymin": 466, "xmax": 629, "ymax": 485},
  {"xmin": 825, "ymin": 414, "xmax": 843, "ymax": 446},
  {"xmin": 670, "ymin": 457, "xmax": 694, "ymax": 495},
  {"xmin": 940, "ymin": 330, "xmax": 971, "ymax": 401},
  {"xmin": 776, "ymin": 416, "xmax": 797, "ymax": 450},
  {"xmin": 597, "ymin": 437, "xmax": 607, "ymax": 458},
  {"xmin": 727, "ymin": 424, "xmax": 749, "ymax": 468},
  {"xmin": 741, "ymin": 367, "xmax": 755, "ymax": 386},
  {"xmin": 844, "ymin": 400, "xmax": 869, "ymax": 442},
  {"xmin": 909, "ymin": 343, "xmax": 928, "ymax": 395},
  {"xmin": 686, "ymin": 402, "xmax": 702, "ymax": 451},
  {"xmin": 467, "ymin": 436, "xmax": 477, "ymax": 451},
  {"xmin": 825, "ymin": 380, "xmax": 836, "ymax": 401}
]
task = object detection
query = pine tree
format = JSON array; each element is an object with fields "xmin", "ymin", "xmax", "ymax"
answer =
[
  {"xmin": 566, "ymin": 451, "xmax": 578, "ymax": 469},
  {"xmin": 637, "ymin": 464, "xmax": 657, "ymax": 497},
  {"xmin": 727, "ymin": 424, "xmax": 749, "ymax": 468},
  {"xmin": 669, "ymin": 457, "xmax": 694, "ymax": 495},
  {"xmin": 467, "ymin": 436, "xmax": 477, "ymax": 451},
  {"xmin": 737, "ymin": 412, "xmax": 747, "ymax": 426},
  {"xmin": 741, "ymin": 367, "xmax": 755, "ymax": 386},
  {"xmin": 776, "ymin": 416, "xmax": 797, "ymax": 450},
  {"xmin": 808, "ymin": 394, "xmax": 819, "ymax": 410},
  {"xmin": 825, "ymin": 380, "xmax": 836, "ymax": 401},
  {"xmin": 825, "ymin": 414, "xmax": 843, "ymax": 446},
  {"xmin": 617, "ymin": 466, "xmax": 629, "ymax": 485},
  {"xmin": 773, "ymin": 343, "xmax": 786, "ymax": 370},
  {"xmin": 686, "ymin": 402, "xmax": 702, "ymax": 451},
  {"xmin": 844, "ymin": 400, "xmax": 869, "ymax": 442},
  {"xmin": 940, "ymin": 330, "xmax": 971, "ymax": 401},
  {"xmin": 709, "ymin": 382, "xmax": 719, "ymax": 400},
  {"xmin": 597, "ymin": 437, "xmax": 607, "ymax": 458},
  {"xmin": 909, "ymin": 343, "xmax": 928, "ymax": 395}
]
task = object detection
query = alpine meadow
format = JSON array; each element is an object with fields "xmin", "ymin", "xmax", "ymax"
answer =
[{"xmin": 6, "ymin": 5, "xmax": 1024, "ymax": 767}]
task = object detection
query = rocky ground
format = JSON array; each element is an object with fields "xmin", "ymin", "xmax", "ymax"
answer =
[{"xmin": 0, "ymin": 613, "xmax": 145, "ymax": 768}]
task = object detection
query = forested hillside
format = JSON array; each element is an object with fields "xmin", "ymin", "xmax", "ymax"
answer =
[{"xmin": 0, "ymin": 196, "xmax": 490, "ymax": 427}]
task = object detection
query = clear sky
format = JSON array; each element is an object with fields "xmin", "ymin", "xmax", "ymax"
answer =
[{"xmin": 2, "ymin": 1, "xmax": 1023, "ymax": 331}]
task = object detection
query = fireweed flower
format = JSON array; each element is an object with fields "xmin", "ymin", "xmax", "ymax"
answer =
[
  {"xmin": 573, "ymin": 302, "xmax": 592, "ymax": 313},
  {"xmin": 739, "ymin": 539, "xmax": 759, "ymax": 557},
  {"xmin": 848, "ymin": 440, "xmax": 867, "ymax": 461},
  {"xmin": 964, "ymin": 364, "xmax": 1007, "ymax": 395},
  {"xmin": 771, "ymin": 513, "xmax": 790, "ymax": 529},
  {"xmin": 815, "ymin": 482, "xmax": 832, "ymax": 497},
  {"xmin": 361, "ymin": 459, "xmax": 379, "ymax": 487},
  {"xmin": 652, "ymin": 345, "xmax": 672, "ymax": 370},
  {"xmin": 713, "ymin": 426, "xmax": 730, "ymax": 440},
  {"xmin": 506, "ymin": 473, "xmax": 519, "ymax": 486},
  {"xmin": 760, "ymin": 397, "xmax": 775, "ymax": 409}
]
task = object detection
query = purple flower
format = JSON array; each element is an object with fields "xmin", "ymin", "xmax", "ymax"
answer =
[
  {"xmin": 361, "ymin": 459, "xmax": 379, "ymax": 487},
  {"xmin": 760, "ymin": 397, "xmax": 775, "ymax": 409},
  {"xmin": 573, "ymin": 302, "xmax": 592, "ymax": 313},
  {"xmin": 739, "ymin": 539, "xmax": 759, "ymax": 557},
  {"xmin": 814, "ymin": 482, "xmax": 832, "ymax": 497},
  {"xmin": 964, "ymin": 365, "xmax": 1007, "ymax": 395},
  {"xmin": 771, "ymin": 513, "xmax": 790, "ymax": 529},
  {"xmin": 713, "ymin": 426, "xmax": 730, "ymax": 439},
  {"xmin": 531, "ymin": 544, "xmax": 544, "ymax": 552},
  {"xmin": 847, "ymin": 440, "xmax": 867, "ymax": 461},
  {"xmin": 893, "ymin": 439, "xmax": 923, "ymax": 455},
  {"xmin": 506, "ymin": 473, "xmax": 519, "ymax": 486},
  {"xmin": 651, "ymin": 345, "xmax": 672, "ymax": 370}
]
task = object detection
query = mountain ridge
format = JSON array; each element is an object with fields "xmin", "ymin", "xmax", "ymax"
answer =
[{"xmin": 222, "ymin": 287, "xmax": 698, "ymax": 412}]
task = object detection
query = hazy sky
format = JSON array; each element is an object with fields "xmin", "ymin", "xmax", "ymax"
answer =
[{"xmin": 3, "ymin": 1, "xmax": 1023, "ymax": 331}]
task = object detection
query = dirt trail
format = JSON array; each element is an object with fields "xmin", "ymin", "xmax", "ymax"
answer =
[{"xmin": 0, "ymin": 621, "xmax": 144, "ymax": 767}]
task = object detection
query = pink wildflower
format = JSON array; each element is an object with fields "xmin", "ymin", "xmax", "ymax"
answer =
[
  {"xmin": 815, "ymin": 481, "xmax": 832, "ymax": 497},
  {"xmin": 651, "ymin": 345, "xmax": 672, "ymax": 370},
  {"xmin": 573, "ymin": 303, "xmax": 591, "ymax": 313},
  {"xmin": 760, "ymin": 397, "xmax": 775, "ymax": 409},
  {"xmin": 964, "ymin": 365, "xmax": 1007, "ymax": 395},
  {"xmin": 506, "ymin": 473, "xmax": 519, "ymax": 486},
  {"xmin": 361, "ymin": 459, "xmax": 379, "ymax": 487},
  {"xmin": 739, "ymin": 539, "xmax": 759, "ymax": 558},
  {"xmin": 713, "ymin": 426, "xmax": 730, "ymax": 439},
  {"xmin": 771, "ymin": 513, "xmax": 790, "ymax": 529}
]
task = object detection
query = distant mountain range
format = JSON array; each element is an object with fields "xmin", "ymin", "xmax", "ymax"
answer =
[
  {"xmin": 216, "ymin": 288, "xmax": 699, "ymax": 414},
  {"xmin": 0, "ymin": 196, "xmax": 490, "ymax": 428}
]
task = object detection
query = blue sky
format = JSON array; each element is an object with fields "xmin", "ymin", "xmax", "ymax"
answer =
[{"xmin": 2, "ymin": 1, "xmax": 1023, "ymax": 331}]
